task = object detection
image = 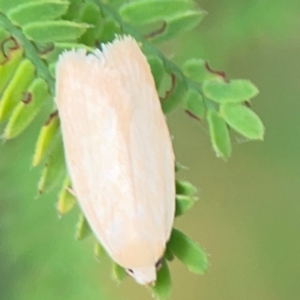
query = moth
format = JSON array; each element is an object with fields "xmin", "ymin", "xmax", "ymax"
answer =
[{"xmin": 55, "ymin": 36, "xmax": 175, "ymax": 285}]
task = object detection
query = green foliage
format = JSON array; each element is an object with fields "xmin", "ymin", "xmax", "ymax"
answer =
[
  {"xmin": 0, "ymin": 48, "xmax": 23, "ymax": 92},
  {"xmin": 0, "ymin": 0, "xmax": 265, "ymax": 298},
  {"xmin": 33, "ymin": 111, "xmax": 60, "ymax": 166},
  {"xmin": 150, "ymin": 10, "xmax": 206, "ymax": 43},
  {"xmin": 203, "ymin": 79, "xmax": 259, "ymax": 104},
  {"xmin": 119, "ymin": 0, "xmax": 193, "ymax": 25},
  {"xmin": 161, "ymin": 74, "xmax": 186, "ymax": 113},
  {"xmin": 167, "ymin": 229, "xmax": 208, "ymax": 274},
  {"xmin": 151, "ymin": 260, "xmax": 172, "ymax": 300},
  {"xmin": 7, "ymin": 1, "xmax": 70, "ymax": 26},
  {"xmin": 57, "ymin": 176, "xmax": 76, "ymax": 216},
  {"xmin": 221, "ymin": 103, "xmax": 264, "ymax": 140},
  {"xmin": 183, "ymin": 88, "xmax": 206, "ymax": 119},
  {"xmin": 0, "ymin": 0, "xmax": 27, "ymax": 12},
  {"xmin": 147, "ymin": 55, "xmax": 165, "ymax": 90},
  {"xmin": 5, "ymin": 78, "xmax": 50, "ymax": 139},
  {"xmin": 94, "ymin": 242, "xmax": 106, "ymax": 260},
  {"xmin": 175, "ymin": 182, "xmax": 198, "ymax": 219},
  {"xmin": 176, "ymin": 180, "xmax": 198, "ymax": 196},
  {"xmin": 175, "ymin": 161, "xmax": 188, "ymax": 173},
  {"xmin": 175, "ymin": 194, "xmax": 197, "ymax": 217},
  {"xmin": 42, "ymin": 42, "xmax": 92, "ymax": 63},
  {"xmin": 207, "ymin": 111, "xmax": 232, "ymax": 159},
  {"xmin": 77, "ymin": 1, "xmax": 103, "ymax": 46},
  {"xmin": 38, "ymin": 135, "xmax": 66, "ymax": 194},
  {"xmin": 0, "ymin": 58, "xmax": 35, "ymax": 120},
  {"xmin": 23, "ymin": 20, "xmax": 91, "ymax": 43},
  {"xmin": 112, "ymin": 263, "xmax": 128, "ymax": 282},
  {"xmin": 183, "ymin": 58, "xmax": 221, "ymax": 83},
  {"xmin": 75, "ymin": 213, "xmax": 92, "ymax": 240}
]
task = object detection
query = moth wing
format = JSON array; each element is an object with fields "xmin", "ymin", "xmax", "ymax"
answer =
[
  {"xmin": 102, "ymin": 37, "xmax": 175, "ymax": 241},
  {"xmin": 123, "ymin": 54, "xmax": 175, "ymax": 243},
  {"xmin": 55, "ymin": 37, "xmax": 175, "ymax": 269}
]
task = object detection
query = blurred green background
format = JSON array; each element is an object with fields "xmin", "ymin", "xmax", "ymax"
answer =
[{"xmin": 1, "ymin": 0, "xmax": 300, "ymax": 299}]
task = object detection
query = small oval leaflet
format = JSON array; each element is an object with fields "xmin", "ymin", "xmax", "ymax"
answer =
[
  {"xmin": 207, "ymin": 110, "xmax": 231, "ymax": 159},
  {"xmin": 220, "ymin": 103, "xmax": 264, "ymax": 140},
  {"xmin": 203, "ymin": 79, "xmax": 259, "ymax": 104},
  {"xmin": 55, "ymin": 36, "xmax": 175, "ymax": 285}
]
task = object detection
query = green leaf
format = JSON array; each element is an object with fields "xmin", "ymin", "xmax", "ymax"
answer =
[
  {"xmin": 167, "ymin": 229, "xmax": 208, "ymax": 274},
  {"xmin": 151, "ymin": 10, "xmax": 206, "ymax": 43},
  {"xmin": 0, "ymin": 28, "xmax": 10, "ymax": 61},
  {"xmin": 57, "ymin": 177, "xmax": 76, "ymax": 216},
  {"xmin": 1, "ymin": 37, "xmax": 20, "ymax": 63},
  {"xmin": 183, "ymin": 88, "xmax": 205, "ymax": 119},
  {"xmin": 62, "ymin": 0, "xmax": 83, "ymax": 20},
  {"xmin": 164, "ymin": 247, "xmax": 174, "ymax": 261},
  {"xmin": 42, "ymin": 42, "xmax": 93, "ymax": 63},
  {"xmin": 48, "ymin": 62, "xmax": 56, "ymax": 78},
  {"xmin": 33, "ymin": 112, "xmax": 60, "ymax": 167},
  {"xmin": 94, "ymin": 242, "xmax": 106, "ymax": 261},
  {"xmin": 75, "ymin": 213, "xmax": 92, "ymax": 240},
  {"xmin": 0, "ymin": 27, "xmax": 8, "ymax": 39},
  {"xmin": 99, "ymin": 19, "xmax": 121, "ymax": 43},
  {"xmin": 0, "ymin": 48, "xmax": 23, "ymax": 93},
  {"xmin": 147, "ymin": 55, "xmax": 165, "ymax": 90},
  {"xmin": 221, "ymin": 103, "xmax": 265, "ymax": 140},
  {"xmin": 151, "ymin": 260, "xmax": 172, "ymax": 300},
  {"xmin": 23, "ymin": 20, "xmax": 91, "ymax": 43},
  {"xmin": 175, "ymin": 161, "xmax": 188, "ymax": 173},
  {"xmin": 0, "ymin": 58, "xmax": 35, "ymax": 120},
  {"xmin": 161, "ymin": 74, "xmax": 186, "ymax": 113},
  {"xmin": 112, "ymin": 263, "xmax": 127, "ymax": 282},
  {"xmin": 183, "ymin": 58, "xmax": 222, "ymax": 83},
  {"xmin": 0, "ymin": 0, "xmax": 34, "ymax": 12},
  {"xmin": 7, "ymin": 1, "xmax": 70, "ymax": 26},
  {"xmin": 175, "ymin": 194, "xmax": 197, "ymax": 217},
  {"xmin": 207, "ymin": 111, "xmax": 232, "ymax": 159},
  {"xmin": 176, "ymin": 180, "xmax": 197, "ymax": 196},
  {"xmin": 0, "ymin": 0, "xmax": 25, "ymax": 12},
  {"xmin": 78, "ymin": 1, "xmax": 103, "ymax": 46},
  {"xmin": 119, "ymin": 0, "xmax": 192, "ymax": 25},
  {"xmin": 4, "ymin": 78, "xmax": 50, "ymax": 139},
  {"xmin": 203, "ymin": 79, "xmax": 259, "ymax": 103},
  {"xmin": 38, "ymin": 135, "xmax": 66, "ymax": 194}
]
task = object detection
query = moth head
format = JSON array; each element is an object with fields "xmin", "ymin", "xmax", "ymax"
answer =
[
  {"xmin": 125, "ymin": 257, "xmax": 163, "ymax": 285},
  {"xmin": 126, "ymin": 266, "xmax": 156, "ymax": 285}
]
